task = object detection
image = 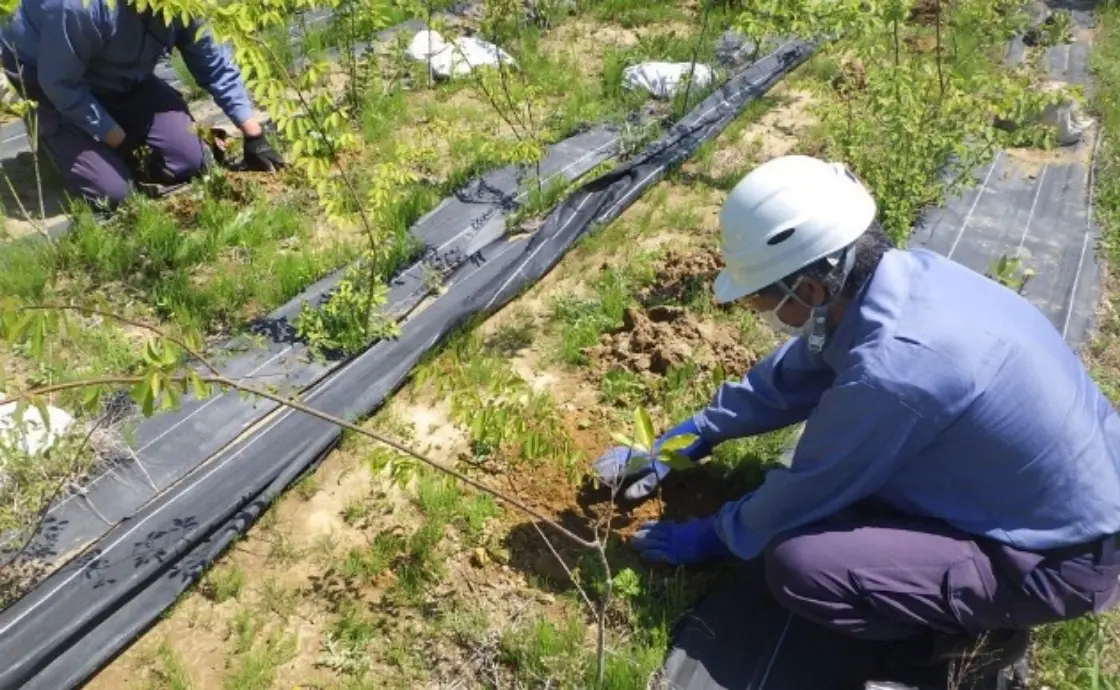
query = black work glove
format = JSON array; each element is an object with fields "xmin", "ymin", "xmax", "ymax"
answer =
[{"xmin": 242, "ymin": 133, "xmax": 285, "ymax": 172}]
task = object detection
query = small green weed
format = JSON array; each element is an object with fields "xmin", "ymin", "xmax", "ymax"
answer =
[
  {"xmin": 294, "ymin": 472, "xmax": 320, "ymax": 500},
  {"xmin": 499, "ymin": 614, "xmax": 587, "ymax": 685},
  {"xmin": 414, "ymin": 327, "xmax": 577, "ymax": 468},
  {"xmin": 258, "ymin": 577, "xmax": 299, "ymax": 619},
  {"xmin": 586, "ymin": 0, "xmax": 686, "ymax": 28},
  {"xmin": 339, "ymin": 531, "xmax": 406, "ymax": 582},
  {"xmin": 341, "ymin": 497, "xmax": 370, "ymax": 525},
  {"xmin": 227, "ymin": 608, "xmax": 261, "ymax": 656},
  {"xmin": 201, "ymin": 564, "xmax": 245, "ymax": 603},
  {"xmin": 266, "ymin": 531, "xmax": 303, "ymax": 566},
  {"xmin": 600, "ymin": 367, "xmax": 645, "ymax": 408},
  {"xmin": 147, "ymin": 639, "xmax": 194, "ymax": 690},
  {"xmin": 1030, "ymin": 616, "xmax": 1117, "ymax": 690},
  {"xmin": 552, "ymin": 268, "xmax": 639, "ymax": 365},
  {"xmin": 222, "ymin": 627, "xmax": 297, "ymax": 690},
  {"xmin": 484, "ymin": 320, "xmax": 537, "ymax": 357}
]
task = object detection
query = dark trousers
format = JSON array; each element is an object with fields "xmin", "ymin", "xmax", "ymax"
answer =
[
  {"xmin": 763, "ymin": 503, "xmax": 1120, "ymax": 640},
  {"xmin": 2, "ymin": 49, "xmax": 208, "ymax": 208}
]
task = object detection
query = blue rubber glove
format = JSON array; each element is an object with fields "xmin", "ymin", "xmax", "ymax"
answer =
[
  {"xmin": 630, "ymin": 515, "xmax": 731, "ymax": 565},
  {"xmin": 592, "ymin": 417, "xmax": 711, "ymax": 501}
]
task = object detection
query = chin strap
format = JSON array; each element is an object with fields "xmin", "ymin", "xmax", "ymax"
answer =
[{"xmin": 806, "ymin": 244, "xmax": 857, "ymax": 355}]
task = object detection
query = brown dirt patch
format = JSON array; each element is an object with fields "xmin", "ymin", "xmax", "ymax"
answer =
[
  {"xmin": 707, "ymin": 87, "xmax": 818, "ymax": 179},
  {"xmin": 908, "ymin": 0, "xmax": 942, "ymax": 25},
  {"xmin": 541, "ymin": 20, "xmax": 641, "ymax": 76},
  {"xmin": 641, "ymin": 246, "xmax": 722, "ymax": 305},
  {"xmin": 1004, "ymin": 134, "xmax": 1093, "ymax": 178},
  {"xmin": 904, "ymin": 34, "xmax": 944, "ymax": 55},
  {"xmin": 829, "ymin": 57, "xmax": 867, "ymax": 96},
  {"xmin": 585, "ymin": 304, "xmax": 753, "ymax": 379}
]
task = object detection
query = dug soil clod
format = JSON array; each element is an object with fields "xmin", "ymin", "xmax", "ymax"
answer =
[
  {"xmin": 640, "ymin": 247, "xmax": 723, "ymax": 307},
  {"xmin": 584, "ymin": 304, "xmax": 754, "ymax": 378}
]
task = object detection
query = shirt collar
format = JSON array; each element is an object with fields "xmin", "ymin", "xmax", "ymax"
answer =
[{"xmin": 821, "ymin": 249, "xmax": 908, "ymax": 369}]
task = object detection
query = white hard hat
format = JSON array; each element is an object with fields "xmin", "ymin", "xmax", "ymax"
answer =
[{"xmin": 713, "ymin": 155, "xmax": 877, "ymax": 304}]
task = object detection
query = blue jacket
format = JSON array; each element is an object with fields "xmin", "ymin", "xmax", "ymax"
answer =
[
  {"xmin": 688, "ymin": 248, "xmax": 1120, "ymax": 559},
  {"xmin": 1, "ymin": 0, "xmax": 255, "ymax": 141}
]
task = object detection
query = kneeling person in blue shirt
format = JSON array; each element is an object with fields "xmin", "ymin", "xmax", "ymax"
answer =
[
  {"xmin": 0, "ymin": 0, "xmax": 285, "ymax": 210},
  {"xmin": 594, "ymin": 154, "xmax": 1120, "ymax": 689}
]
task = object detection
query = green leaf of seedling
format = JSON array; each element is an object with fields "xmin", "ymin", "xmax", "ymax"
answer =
[
  {"xmin": 659, "ymin": 451, "xmax": 695, "ymax": 472},
  {"xmin": 657, "ymin": 434, "xmax": 698, "ymax": 453},
  {"xmin": 10, "ymin": 312, "xmax": 34, "ymax": 344},
  {"xmin": 148, "ymin": 372, "xmax": 162, "ymax": 403},
  {"xmin": 190, "ymin": 372, "xmax": 210, "ymax": 401},
  {"xmin": 82, "ymin": 384, "xmax": 103, "ymax": 413},
  {"xmin": 27, "ymin": 313, "xmax": 46, "ymax": 358},
  {"xmin": 634, "ymin": 407, "xmax": 655, "ymax": 451},
  {"xmin": 161, "ymin": 384, "xmax": 179, "ymax": 412},
  {"xmin": 30, "ymin": 396, "xmax": 50, "ymax": 436},
  {"xmin": 131, "ymin": 379, "xmax": 153, "ymax": 417},
  {"xmin": 625, "ymin": 449, "xmax": 653, "ymax": 473},
  {"xmin": 144, "ymin": 339, "xmax": 162, "ymax": 366},
  {"xmin": 161, "ymin": 344, "xmax": 180, "ymax": 368},
  {"xmin": 610, "ymin": 431, "xmax": 638, "ymax": 450}
]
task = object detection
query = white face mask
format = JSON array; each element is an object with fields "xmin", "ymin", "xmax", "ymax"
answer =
[
  {"xmin": 760, "ymin": 306, "xmax": 804, "ymax": 337},
  {"xmin": 758, "ymin": 283, "xmax": 808, "ymax": 338}
]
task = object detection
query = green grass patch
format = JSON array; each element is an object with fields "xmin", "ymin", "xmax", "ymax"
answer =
[
  {"xmin": 201, "ymin": 563, "xmax": 245, "ymax": 603},
  {"xmin": 0, "ymin": 172, "xmax": 357, "ymax": 387},
  {"xmin": 413, "ymin": 324, "xmax": 578, "ymax": 468},
  {"xmin": 551, "ymin": 260, "xmax": 657, "ymax": 365},
  {"xmin": 498, "ymin": 562, "xmax": 702, "ymax": 689},
  {"xmin": 222, "ymin": 626, "xmax": 297, "ymax": 690},
  {"xmin": 147, "ymin": 639, "xmax": 195, "ymax": 690},
  {"xmin": 584, "ymin": 0, "xmax": 687, "ymax": 28}
]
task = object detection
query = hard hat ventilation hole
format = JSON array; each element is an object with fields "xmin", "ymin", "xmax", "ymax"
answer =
[{"xmin": 767, "ymin": 228, "xmax": 796, "ymax": 245}]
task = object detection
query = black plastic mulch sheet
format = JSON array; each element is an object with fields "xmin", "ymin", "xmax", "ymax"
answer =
[
  {"xmin": 0, "ymin": 39, "xmax": 815, "ymax": 690},
  {"xmin": 1, "ymin": 123, "xmax": 622, "ymax": 569}
]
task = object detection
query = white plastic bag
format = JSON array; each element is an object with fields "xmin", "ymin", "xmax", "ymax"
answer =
[
  {"xmin": 1038, "ymin": 98, "xmax": 1092, "ymax": 146},
  {"xmin": 406, "ymin": 29, "xmax": 515, "ymax": 79},
  {"xmin": 622, "ymin": 61, "xmax": 714, "ymax": 100},
  {"xmin": 0, "ymin": 402, "xmax": 74, "ymax": 455}
]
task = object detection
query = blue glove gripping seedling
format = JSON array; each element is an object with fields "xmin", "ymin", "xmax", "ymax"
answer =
[
  {"xmin": 592, "ymin": 416, "xmax": 711, "ymax": 501},
  {"xmin": 630, "ymin": 516, "xmax": 731, "ymax": 565}
]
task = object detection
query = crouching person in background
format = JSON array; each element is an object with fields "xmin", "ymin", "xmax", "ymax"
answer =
[{"xmin": 0, "ymin": 0, "xmax": 285, "ymax": 212}]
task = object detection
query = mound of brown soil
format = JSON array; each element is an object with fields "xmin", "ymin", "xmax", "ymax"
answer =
[
  {"xmin": 585, "ymin": 305, "xmax": 754, "ymax": 378},
  {"xmin": 640, "ymin": 247, "xmax": 722, "ymax": 306}
]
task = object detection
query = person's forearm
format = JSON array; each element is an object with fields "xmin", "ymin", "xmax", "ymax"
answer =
[
  {"xmin": 177, "ymin": 26, "xmax": 257, "ymax": 132},
  {"xmin": 694, "ymin": 339, "xmax": 836, "ymax": 445},
  {"xmin": 239, "ymin": 118, "xmax": 262, "ymax": 138}
]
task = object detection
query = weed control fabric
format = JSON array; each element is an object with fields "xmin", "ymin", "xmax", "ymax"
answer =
[
  {"xmin": 909, "ymin": 0, "xmax": 1100, "ymax": 349},
  {"xmin": 661, "ymin": 560, "xmax": 929, "ymax": 690},
  {"xmin": 0, "ymin": 39, "xmax": 816, "ymax": 690}
]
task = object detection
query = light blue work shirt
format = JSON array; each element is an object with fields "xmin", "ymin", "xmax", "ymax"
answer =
[
  {"xmin": 0, "ymin": 0, "xmax": 255, "ymax": 141},
  {"xmin": 694, "ymin": 247, "xmax": 1120, "ymax": 559}
]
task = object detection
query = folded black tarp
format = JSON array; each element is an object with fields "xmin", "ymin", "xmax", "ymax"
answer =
[
  {"xmin": 0, "ymin": 38, "xmax": 816, "ymax": 690},
  {"xmin": 0, "ymin": 123, "xmax": 621, "ymax": 572}
]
